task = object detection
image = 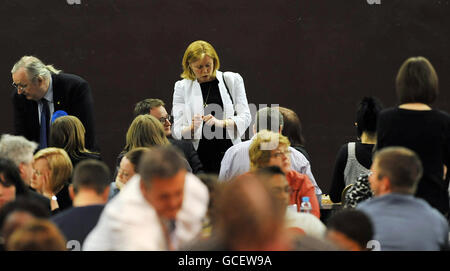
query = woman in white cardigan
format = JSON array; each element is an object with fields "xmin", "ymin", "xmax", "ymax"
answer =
[{"xmin": 172, "ymin": 40, "xmax": 251, "ymax": 173}]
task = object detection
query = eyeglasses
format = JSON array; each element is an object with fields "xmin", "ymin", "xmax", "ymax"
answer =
[
  {"xmin": 159, "ymin": 115, "xmax": 171, "ymax": 124},
  {"xmin": 33, "ymin": 169, "xmax": 43, "ymax": 177},
  {"xmin": 117, "ymin": 169, "xmax": 131, "ymax": 179},
  {"xmin": 271, "ymin": 150, "xmax": 291, "ymax": 158},
  {"xmin": 12, "ymin": 82, "xmax": 28, "ymax": 91}
]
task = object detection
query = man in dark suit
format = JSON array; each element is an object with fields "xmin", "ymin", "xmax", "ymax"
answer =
[
  {"xmin": 134, "ymin": 98, "xmax": 204, "ymax": 174},
  {"xmin": 11, "ymin": 56, "xmax": 97, "ymax": 150}
]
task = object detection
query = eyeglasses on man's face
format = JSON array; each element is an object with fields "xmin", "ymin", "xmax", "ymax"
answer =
[
  {"xmin": 159, "ymin": 115, "xmax": 171, "ymax": 124},
  {"xmin": 12, "ymin": 82, "xmax": 28, "ymax": 91}
]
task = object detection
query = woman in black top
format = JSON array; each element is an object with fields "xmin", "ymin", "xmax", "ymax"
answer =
[
  {"xmin": 376, "ymin": 56, "xmax": 450, "ymax": 215},
  {"xmin": 50, "ymin": 115, "xmax": 100, "ymax": 169},
  {"xmin": 329, "ymin": 97, "xmax": 383, "ymax": 203},
  {"xmin": 172, "ymin": 40, "xmax": 252, "ymax": 174}
]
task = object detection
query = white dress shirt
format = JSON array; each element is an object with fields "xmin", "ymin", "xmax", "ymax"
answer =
[
  {"xmin": 285, "ymin": 208, "xmax": 326, "ymax": 240},
  {"xmin": 218, "ymin": 138, "xmax": 322, "ymax": 195},
  {"xmin": 83, "ymin": 173, "xmax": 209, "ymax": 251}
]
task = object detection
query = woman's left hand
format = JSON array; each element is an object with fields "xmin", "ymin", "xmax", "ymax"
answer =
[
  {"xmin": 42, "ymin": 173, "xmax": 54, "ymax": 199},
  {"xmin": 203, "ymin": 114, "xmax": 225, "ymax": 128}
]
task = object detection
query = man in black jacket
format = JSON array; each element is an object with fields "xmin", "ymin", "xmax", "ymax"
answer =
[
  {"xmin": 11, "ymin": 56, "xmax": 97, "ymax": 151},
  {"xmin": 134, "ymin": 98, "xmax": 204, "ymax": 174}
]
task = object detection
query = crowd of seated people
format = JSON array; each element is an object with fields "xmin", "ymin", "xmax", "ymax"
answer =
[{"xmin": 1, "ymin": 47, "xmax": 449, "ymax": 251}]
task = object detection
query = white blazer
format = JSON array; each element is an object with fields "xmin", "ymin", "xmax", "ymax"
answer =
[{"xmin": 172, "ymin": 70, "xmax": 252, "ymax": 150}]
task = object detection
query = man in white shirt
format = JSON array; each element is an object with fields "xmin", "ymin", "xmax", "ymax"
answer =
[
  {"xmin": 219, "ymin": 107, "xmax": 322, "ymax": 195},
  {"xmin": 83, "ymin": 146, "xmax": 208, "ymax": 250}
]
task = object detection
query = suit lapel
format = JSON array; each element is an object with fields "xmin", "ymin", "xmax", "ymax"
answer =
[
  {"xmin": 51, "ymin": 74, "xmax": 63, "ymax": 111},
  {"xmin": 190, "ymin": 80, "xmax": 204, "ymax": 116}
]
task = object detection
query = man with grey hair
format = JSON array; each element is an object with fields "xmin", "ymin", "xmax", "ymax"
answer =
[
  {"xmin": 0, "ymin": 134, "xmax": 37, "ymax": 187},
  {"xmin": 0, "ymin": 134, "xmax": 50, "ymax": 210},
  {"xmin": 11, "ymin": 56, "xmax": 96, "ymax": 150},
  {"xmin": 357, "ymin": 146, "xmax": 448, "ymax": 250},
  {"xmin": 219, "ymin": 107, "xmax": 321, "ymax": 195},
  {"xmin": 83, "ymin": 146, "xmax": 208, "ymax": 250}
]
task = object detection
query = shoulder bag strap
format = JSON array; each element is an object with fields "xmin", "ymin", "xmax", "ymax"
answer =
[{"xmin": 222, "ymin": 72, "xmax": 234, "ymax": 105}]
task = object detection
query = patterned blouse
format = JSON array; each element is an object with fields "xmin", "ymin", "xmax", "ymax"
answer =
[{"xmin": 344, "ymin": 173, "xmax": 374, "ymax": 208}]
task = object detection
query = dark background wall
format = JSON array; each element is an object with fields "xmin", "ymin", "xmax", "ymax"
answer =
[{"xmin": 1, "ymin": 0, "xmax": 449, "ymax": 193}]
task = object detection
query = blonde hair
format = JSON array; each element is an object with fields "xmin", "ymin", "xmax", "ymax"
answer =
[
  {"xmin": 249, "ymin": 130, "xmax": 290, "ymax": 170},
  {"xmin": 50, "ymin": 116, "xmax": 96, "ymax": 159},
  {"xmin": 123, "ymin": 115, "xmax": 170, "ymax": 153},
  {"xmin": 33, "ymin": 148, "xmax": 73, "ymax": 193},
  {"xmin": 181, "ymin": 40, "xmax": 220, "ymax": 80}
]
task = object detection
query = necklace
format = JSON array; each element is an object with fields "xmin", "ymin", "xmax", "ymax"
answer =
[{"xmin": 203, "ymin": 83, "xmax": 212, "ymax": 108}]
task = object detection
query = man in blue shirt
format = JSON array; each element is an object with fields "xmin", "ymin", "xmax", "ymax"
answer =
[{"xmin": 357, "ymin": 146, "xmax": 448, "ymax": 251}]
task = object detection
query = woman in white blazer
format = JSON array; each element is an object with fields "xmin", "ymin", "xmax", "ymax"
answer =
[{"xmin": 172, "ymin": 40, "xmax": 251, "ymax": 173}]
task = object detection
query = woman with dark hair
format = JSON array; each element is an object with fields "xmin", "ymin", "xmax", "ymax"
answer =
[
  {"xmin": 0, "ymin": 196, "xmax": 51, "ymax": 251},
  {"xmin": 0, "ymin": 158, "xmax": 29, "ymax": 209},
  {"xmin": 6, "ymin": 219, "xmax": 67, "ymax": 251},
  {"xmin": 376, "ymin": 56, "xmax": 450, "ymax": 216},
  {"xmin": 49, "ymin": 115, "xmax": 100, "ymax": 168},
  {"xmin": 278, "ymin": 107, "xmax": 310, "ymax": 162},
  {"xmin": 329, "ymin": 97, "xmax": 383, "ymax": 203},
  {"xmin": 109, "ymin": 147, "xmax": 148, "ymax": 199}
]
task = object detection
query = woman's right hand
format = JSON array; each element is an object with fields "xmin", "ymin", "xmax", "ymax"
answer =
[
  {"xmin": 191, "ymin": 114, "xmax": 203, "ymax": 131},
  {"xmin": 181, "ymin": 114, "xmax": 203, "ymax": 138}
]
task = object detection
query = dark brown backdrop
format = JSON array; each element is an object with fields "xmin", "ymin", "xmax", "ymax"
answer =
[{"xmin": 1, "ymin": 0, "xmax": 449, "ymax": 193}]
